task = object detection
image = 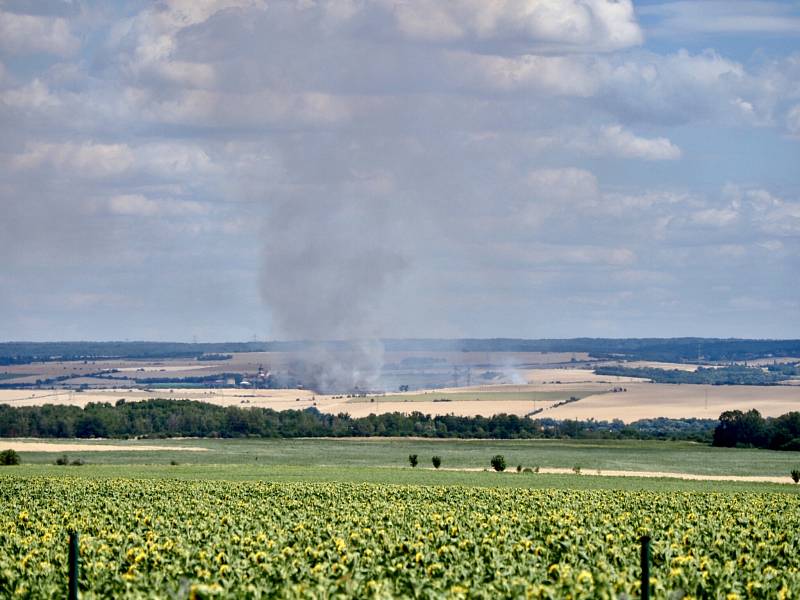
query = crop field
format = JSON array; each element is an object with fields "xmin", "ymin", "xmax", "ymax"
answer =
[
  {"xmin": 372, "ymin": 390, "xmax": 598, "ymax": 403},
  {"xmin": 2, "ymin": 476, "xmax": 799, "ymax": 598},
  {"xmin": 544, "ymin": 382, "xmax": 800, "ymax": 423}
]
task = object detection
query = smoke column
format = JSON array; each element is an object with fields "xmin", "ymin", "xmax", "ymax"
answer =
[{"xmin": 260, "ymin": 194, "xmax": 406, "ymax": 393}]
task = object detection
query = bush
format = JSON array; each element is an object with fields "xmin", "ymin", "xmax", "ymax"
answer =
[
  {"xmin": 522, "ymin": 467, "xmax": 533, "ymax": 473},
  {"xmin": 170, "ymin": 460, "xmax": 179, "ymax": 466},
  {"xmin": 490, "ymin": 455, "xmax": 506, "ymax": 472},
  {"xmin": 516, "ymin": 464, "xmax": 522, "ymax": 473},
  {"xmin": 55, "ymin": 455, "xmax": 68, "ymax": 466},
  {"xmin": 432, "ymin": 456, "xmax": 441, "ymax": 469},
  {"xmin": 0, "ymin": 449, "xmax": 21, "ymax": 465},
  {"xmin": 792, "ymin": 469, "xmax": 800, "ymax": 484},
  {"xmin": 408, "ymin": 454, "xmax": 418, "ymax": 468},
  {"xmin": 70, "ymin": 459, "xmax": 85, "ymax": 466},
  {"xmin": 572, "ymin": 466, "xmax": 581, "ymax": 475}
]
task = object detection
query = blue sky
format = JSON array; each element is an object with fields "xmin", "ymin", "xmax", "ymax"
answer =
[{"xmin": 0, "ymin": 0, "xmax": 798, "ymax": 342}]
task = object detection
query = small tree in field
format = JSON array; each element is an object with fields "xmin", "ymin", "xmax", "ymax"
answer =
[
  {"xmin": 432, "ymin": 456, "xmax": 441, "ymax": 469},
  {"xmin": 408, "ymin": 454, "xmax": 418, "ymax": 468},
  {"xmin": 0, "ymin": 449, "xmax": 20, "ymax": 465},
  {"xmin": 791, "ymin": 469, "xmax": 800, "ymax": 484},
  {"xmin": 490, "ymin": 455, "xmax": 506, "ymax": 472}
]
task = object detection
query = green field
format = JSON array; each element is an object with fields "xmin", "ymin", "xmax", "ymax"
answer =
[{"xmin": 8, "ymin": 438, "xmax": 800, "ymax": 478}]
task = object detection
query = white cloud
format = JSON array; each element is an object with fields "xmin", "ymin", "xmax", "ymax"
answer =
[
  {"xmin": 391, "ymin": 0, "xmax": 643, "ymax": 51},
  {"xmin": 596, "ymin": 125, "xmax": 681, "ymax": 160},
  {"xmin": 108, "ymin": 194, "xmax": 209, "ymax": 217},
  {"xmin": 0, "ymin": 79, "xmax": 62, "ymax": 109},
  {"xmin": 526, "ymin": 168, "xmax": 599, "ymax": 200},
  {"xmin": 457, "ymin": 52, "xmax": 600, "ymax": 96},
  {"xmin": 12, "ymin": 142, "xmax": 135, "ymax": 178},
  {"xmin": 131, "ymin": 88, "xmax": 351, "ymax": 127},
  {"xmin": 0, "ymin": 11, "xmax": 80, "ymax": 56},
  {"xmin": 134, "ymin": 143, "xmax": 215, "ymax": 177},
  {"xmin": 690, "ymin": 207, "xmax": 738, "ymax": 227},
  {"xmin": 108, "ymin": 194, "xmax": 160, "ymax": 217},
  {"xmin": 493, "ymin": 241, "xmax": 636, "ymax": 266}
]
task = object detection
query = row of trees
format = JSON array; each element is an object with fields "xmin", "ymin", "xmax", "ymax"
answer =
[
  {"xmin": 4, "ymin": 338, "xmax": 800, "ymax": 365},
  {"xmin": 595, "ymin": 365, "xmax": 796, "ymax": 385},
  {"xmin": 0, "ymin": 399, "xmax": 716, "ymax": 440},
  {"xmin": 712, "ymin": 410, "xmax": 800, "ymax": 450}
]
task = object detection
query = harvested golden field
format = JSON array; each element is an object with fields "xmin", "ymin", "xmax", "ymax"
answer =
[
  {"xmin": 541, "ymin": 382, "xmax": 800, "ymax": 423},
  {"xmin": 3, "ymin": 376, "xmax": 798, "ymax": 422},
  {"xmin": 0, "ymin": 388, "xmax": 319, "ymax": 409}
]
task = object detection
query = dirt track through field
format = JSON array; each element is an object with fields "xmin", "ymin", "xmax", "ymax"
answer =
[
  {"xmin": 0, "ymin": 441, "xmax": 208, "ymax": 452},
  {"xmin": 433, "ymin": 466, "xmax": 794, "ymax": 485}
]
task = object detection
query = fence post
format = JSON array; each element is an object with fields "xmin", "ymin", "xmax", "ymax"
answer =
[
  {"xmin": 639, "ymin": 535, "xmax": 650, "ymax": 600},
  {"xmin": 69, "ymin": 531, "xmax": 79, "ymax": 600}
]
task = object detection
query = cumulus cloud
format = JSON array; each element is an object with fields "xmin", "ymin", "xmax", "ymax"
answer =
[
  {"xmin": 108, "ymin": 194, "xmax": 160, "ymax": 217},
  {"xmin": 108, "ymin": 194, "xmax": 209, "ymax": 217},
  {"xmin": 0, "ymin": 10, "xmax": 80, "ymax": 56},
  {"xmin": 596, "ymin": 125, "xmax": 681, "ymax": 160},
  {"xmin": 0, "ymin": 79, "xmax": 62, "ymax": 109},
  {"xmin": 526, "ymin": 168, "xmax": 599, "ymax": 199},
  {"xmin": 0, "ymin": 0, "xmax": 798, "ymax": 340},
  {"xmin": 691, "ymin": 207, "xmax": 739, "ymax": 227},
  {"xmin": 390, "ymin": 0, "xmax": 642, "ymax": 51},
  {"xmin": 12, "ymin": 142, "xmax": 135, "ymax": 178}
]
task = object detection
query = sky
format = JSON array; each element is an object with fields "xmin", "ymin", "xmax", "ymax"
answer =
[{"xmin": 0, "ymin": 0, "xmax": 798, "ymax": 342}]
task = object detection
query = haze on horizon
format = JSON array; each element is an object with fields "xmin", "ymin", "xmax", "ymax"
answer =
[{"xmin": 1, "ymin": 0, "xmax": 799, "ymax": 343}]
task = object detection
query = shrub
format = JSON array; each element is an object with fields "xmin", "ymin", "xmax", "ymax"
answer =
[
  {"xmin": 55, "ymin": 455, "xmax": 68, "ymax": 466},
  {"xmin": 490, "ymin": 455, "xmax": 506, "ymax": 472},
  {"xmin": 408, "ymin": 454, "xmax": 418, "ymax": 468},
  {"xmin": 573, "ymin": 466, "xmax": 581, "ymax": 475},
  {"xmin": 432, "ymin": 456, "xmax": 441, "ymax": 469},
  {"xmin": 516, "ymin": 464, "xmax": 522, "ymax": 473},
  {"xmin": 170, "ymin": 460, "xmax": 179, "ymax": 466},
  {"xmin": 70, "ymin": 459, "xmax": 85, "ymax": 466},
  {"xmin": 534, "ymin": 466, "xmax": 540, "ymax": 473},
  {"xmin": 0, "ymin": 449, "xmax": 21, "ymax": 465},
  {"xmin": 792, "ymin": 469, "xmax": 800, "ymax": 484},
  {"xmin": 522, "ymin": 467, "xmax": 533, "ymax": 473}
]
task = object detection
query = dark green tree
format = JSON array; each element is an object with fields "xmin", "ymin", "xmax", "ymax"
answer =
[{"xmin": 490, "ymin": 455, "xmax": 506, "ymax": 472}]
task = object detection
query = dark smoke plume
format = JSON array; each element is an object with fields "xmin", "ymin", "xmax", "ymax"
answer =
[{"xmin": 260, "ymin": 195, "xmax": 406, "ymax": 392}]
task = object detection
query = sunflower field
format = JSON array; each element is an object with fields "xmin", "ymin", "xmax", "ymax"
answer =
[{"xmin": 1, "ymin": 476, "xmax": 799, "ymax": 598}]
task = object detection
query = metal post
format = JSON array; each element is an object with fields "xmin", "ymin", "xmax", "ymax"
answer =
[
  {"xmin": 639, "ymin": 535, "xmax": 650, "ymax": 600},
  {"xmin": 69, "ymin": 531, "xmax": 79, "ymax": 600}
]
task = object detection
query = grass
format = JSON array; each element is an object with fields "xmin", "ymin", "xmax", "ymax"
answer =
[
  {"xmin": 5, "ymin": 437, "xmax": 800, "ymax": 478},
  {"xmin": 3, "ymin": 463, "xmax": 799, "ymax": 494}
]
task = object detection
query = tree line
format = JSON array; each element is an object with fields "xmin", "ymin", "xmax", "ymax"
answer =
[
  {"xmin": 712, "ymin": 409, "xmax": 800, "ymax": 451},
  {"xmin": 3, "ymin": 338, "xmax": 800, "ymax": 365},
  {"xmin": 595, "ymin": 365, "xmax": 797, "ymax": 385},
  {"xmin": 0, "ymin": 399, "xmax": 715, "ymax": 441}
]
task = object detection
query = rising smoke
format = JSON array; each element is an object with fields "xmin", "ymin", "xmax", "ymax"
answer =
[{"xmin": 260, "ymin": 194, "xmax": 407, "ymax": 393}]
